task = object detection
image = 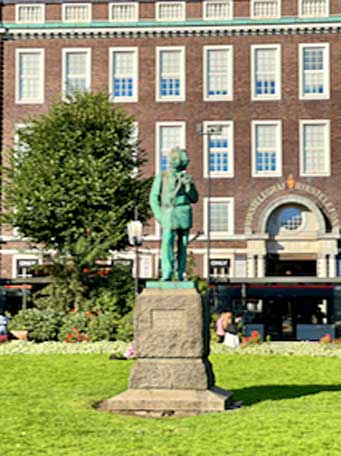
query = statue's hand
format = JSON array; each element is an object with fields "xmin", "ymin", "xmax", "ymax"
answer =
[
  {"xmin": 181, "ymin": 174, "xmax": 193, "ymax": 192},
  {"xmin": 181, "ymin": 173, "xmax": 192, "ymax": 184}
]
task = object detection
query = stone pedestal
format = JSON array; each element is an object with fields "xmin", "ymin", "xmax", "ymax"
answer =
[{"xmin": 99, "ymin": 282, "xmax": 232, "ymax": 416}]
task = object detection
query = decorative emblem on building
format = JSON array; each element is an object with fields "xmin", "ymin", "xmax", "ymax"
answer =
[{"xmin": 286, "ymin": 174, "xmax": 296, "ymax": 190}]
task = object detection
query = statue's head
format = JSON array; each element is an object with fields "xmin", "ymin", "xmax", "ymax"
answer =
[{"xmin": 169, "ymin": 148, "xmax": 189, "ymax": 172}]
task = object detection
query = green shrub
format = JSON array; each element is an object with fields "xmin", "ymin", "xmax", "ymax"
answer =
[
  {"xmin": 34, "ymin": 263, "xmax": 135, "ymax": 319},
  {"xmin": 58, "ymin": 312, "xmax": 91, "ymax": 342},
  {"xmin": 116, "ymin": 311, "xmax": 134, "ymax": 342},
  {"xmin": 59, "ymin": 311, "xmax": 118, "ymax": 342},
  {"xmin": 88, "ymin": 312, "xmax": 117, "ymax": 341},
  {"xmin": 8, "ymin": 308, "xmax": 64, "ymax": 342}
]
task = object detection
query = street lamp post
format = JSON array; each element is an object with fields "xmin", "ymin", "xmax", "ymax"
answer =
[
  {"xmin": 127, "ymin": 214, "xmax": 143, "ymax": 297},
  {"xmin": 196, "ymin": 123, "xmax": 223, "ymax": 285}
]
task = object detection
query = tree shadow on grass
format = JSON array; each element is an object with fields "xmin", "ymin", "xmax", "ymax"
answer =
[{"xmin": 223, "ymin": 384, "xmax": 341, "ymax": 407}]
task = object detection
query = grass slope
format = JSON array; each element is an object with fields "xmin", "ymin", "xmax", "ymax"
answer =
[{"xmin": 1, "ymin": 354, "xmax": 341, "ymax": 456}]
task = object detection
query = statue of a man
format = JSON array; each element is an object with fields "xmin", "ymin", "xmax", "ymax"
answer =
[{"xmin": 150, "ymin": 148, "xmax": 198, "ymax": 281}]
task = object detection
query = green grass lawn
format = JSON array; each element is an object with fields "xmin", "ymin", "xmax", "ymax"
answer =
[{"xmin": 2, "ymin": 354, "xmax": 341, "ymax": 456}]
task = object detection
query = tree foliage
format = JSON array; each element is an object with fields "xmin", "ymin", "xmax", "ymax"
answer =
[{"xmin": 3, "ymin": 92, "xmax": 151, "ymax": 257}]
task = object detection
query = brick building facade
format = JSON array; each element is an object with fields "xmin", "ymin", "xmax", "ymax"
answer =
[{"xmin": 1, "ymin": 0, "xmax": 341, "ymax": 339}]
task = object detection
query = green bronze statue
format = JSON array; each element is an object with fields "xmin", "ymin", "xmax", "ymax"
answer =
[{"xmin": 150, "ymin": 148, "xmax": 198, "ymax": 281}]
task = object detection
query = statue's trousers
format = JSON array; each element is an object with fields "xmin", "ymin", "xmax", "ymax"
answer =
[
  {"xmin": 161, "ymin": 229, "xmax": 176, "ymax": 279},
  {"xmin": 162, "ymin": 229, "xmax": 189, "ymax": 280}
]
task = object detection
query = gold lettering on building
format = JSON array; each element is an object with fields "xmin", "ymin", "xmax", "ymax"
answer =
[{"xmin": 244, "ymin": 180, "xmax": 339, "ymax": 233}]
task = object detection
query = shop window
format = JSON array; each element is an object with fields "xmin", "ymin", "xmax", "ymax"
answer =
[{"xmin": 337, "ymin": 256, "xmax": 341, "ymax": 277}]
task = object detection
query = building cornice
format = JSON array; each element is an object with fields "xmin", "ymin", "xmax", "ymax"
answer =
[{"xmin": 3, "ymin": 16, "xmax": 341, "ymax": 39}]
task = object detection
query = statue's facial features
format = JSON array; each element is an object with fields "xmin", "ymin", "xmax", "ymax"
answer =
[{"xmin": 169, "ymin": 148, "xmax": 189, "ymax": 171}]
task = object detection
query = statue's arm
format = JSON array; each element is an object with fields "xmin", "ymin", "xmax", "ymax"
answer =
[
  {"xmin": 149, "ymin": 174, "xmax": 162, "ymax": 222},
  {"xmin": 186, "ymin": 178, "xmax": 199, "ymax": 204}
]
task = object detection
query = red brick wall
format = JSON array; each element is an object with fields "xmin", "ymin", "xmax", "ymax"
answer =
[
  {"xmin": 2, "ymin": 1, "xmax": 341, "ymax": 23},
  {"xmin": 3, "ymin": 32, "xmax": 341, "ymax": 244},
  {"xmin": 46, "ymin": 4, "xmax": 61, "ymax": 22},
  {"xmin": 2, "ymin": 2, "xmax": 341, "ymax": 278}
]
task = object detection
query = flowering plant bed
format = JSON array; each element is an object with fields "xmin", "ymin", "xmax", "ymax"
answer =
[
  {"xmin": 212, "ymin": 340, "xmax": 341, "ymax": 357},
  {"xmin": 0, "ymin": 340, "xmax": 129, "ymax": 355},
  {"xmin": 241, "ymin": 330, "xmax": 262, "ymax": 346},
  {"xmin": 2, "ymin": 340, "xmax": 341, "ymax": 357}
]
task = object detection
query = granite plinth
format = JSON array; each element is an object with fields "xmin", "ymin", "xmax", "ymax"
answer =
[
  {"xmin": 98, "ymin": 387, "xmax": 233, "ymax": 417},
  {"xmin": 98, "ymin": 286, "xmax": 232, "ymax": 417},
  {"xmin": 129, "ymin": 359, "xmax": 214, "ymax": 390},
  {"xmin": 134, "ymin": 288, "xmax": 205, "ymax": 359}
]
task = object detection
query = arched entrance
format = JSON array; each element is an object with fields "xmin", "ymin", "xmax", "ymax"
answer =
[
  {"xmin": 263, "ymin": 196, "xmax": 326, "ymax": 277},
  {"xmin": 244, "ymin": 194, "xmax": 338, "ymax": 340},
  {"xmin": 245, "ymin": 194, "xmax": 337, "ymax": 280}
]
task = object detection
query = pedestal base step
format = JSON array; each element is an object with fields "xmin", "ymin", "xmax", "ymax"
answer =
[{"xmin": 97, "ymin": 387, "xmax": 233, "ymax": 417}]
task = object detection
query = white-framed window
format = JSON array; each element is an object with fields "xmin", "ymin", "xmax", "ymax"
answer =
[
  {"xmin": 204, "ymin": 197, "xmax": 234, "ymax": 237},
  {"xmin": 203, "ymin": 45, "xmax": 233, "ymax": 101},
  {"xmin": 251, "ymin": 45, "xmax": 281, "ymax": 100},
  {"xmin": 62, "ymin": 48, "xmax": 91, "ymax": 98},
  {"xmin": 16, "ymin": 49, "xmax": 44, "ymax": 104},
  {"xmin": 109, "ymin": 2, "xmax": 139, "ymax": 21},
  {"xmin": 299, "ymin": 0, "xmax": 329, "ymax": 17},
  {"xmin": 15, "ymin": 4, "xmax": 45, "ymax": 23},
  {"xmin": 156, "ymin": 2, "xmax": 185, "ymax": 21},
  {"xmin": 155, "ymin": 122, "xmax": 186, "ymax": 173},
  {"xmin": 252, "ymin": 120, "xmax": 282, "ymax": 177},
  {"xmin": 156, "ymin": 47, "xmax": 185, "ymax": 102},
  {"xmin": 62, "ymin": 3, "xmax": 92, "ymax": 22},
  {"xmin": 139, "ymin": 255, "xmax": 153, "ymax": 279},
  {"xmin": 203, "ymin": 0, "xmax": 233, "ymax": 19},
  {"xmin": 109, "ymin": 47, "xmax": 138, "ymax": 102},
  {"xmin": 251, "ymin": 0, "xmax": 280, "ymax": 18},
  {"xmin": 250, "ymin": 0, "xmax": 281, "ymax": 19},
  {"xmin": 203, "ymin": 121, "xmax": 234, "ymax": 178},
  {"xmin": 300, "ymin": 120, "xmax": 330, "ymax": 176},
  {"xmin": 299, "ymin": 43, "xmax": 330, "ymax": 100}
]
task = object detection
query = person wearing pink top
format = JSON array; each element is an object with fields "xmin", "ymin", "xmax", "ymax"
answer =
[{"xmin": 215, "ymin": 312, "xmax": 228, "ymax": 343}]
